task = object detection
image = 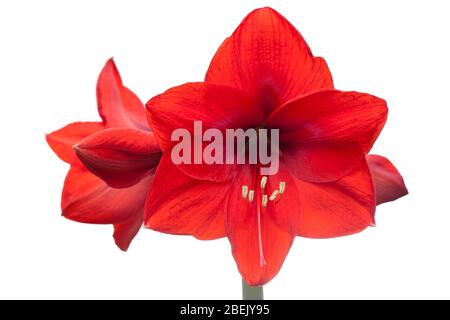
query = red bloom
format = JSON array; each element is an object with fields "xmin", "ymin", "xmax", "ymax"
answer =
[
  {"xmin": 47, "ymin": 59, "xmax": 162, "ymax": 251},
  {"xmin": 142, "ymin": 8, "xmax": 407, "ymax": 285},
  {"xmin": 47, "ymin": 8, "xmax": 407, "ymax": 287}
]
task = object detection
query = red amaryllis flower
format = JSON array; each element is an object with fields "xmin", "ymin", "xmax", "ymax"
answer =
[
  {"xmin": 46, "ymin": 59, "xmax": 162, "ymax": 251},
  {"xmin": 141, "ymin": 7, "xmax": 406, "ymax": 285}
]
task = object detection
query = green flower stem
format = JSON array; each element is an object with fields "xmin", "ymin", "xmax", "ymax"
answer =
[{"xmin": 242, "ymin": 279, "xmax": 264, "ymax": 300}]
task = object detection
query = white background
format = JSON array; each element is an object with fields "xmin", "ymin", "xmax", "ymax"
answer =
[{"xmin": 0, "ymin": 0, "xmax": 448, "ymax": 299}]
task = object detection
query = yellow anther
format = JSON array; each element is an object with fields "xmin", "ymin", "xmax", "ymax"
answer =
[
  {"xmin": 242, "ymin": 185, "xmax": 249, "ymax": 199},
  {"xmin": 260, "ymin": 176, "xmax": 268, "ymax": 190},
  {"xmin": 262, "ymin": 194, "xmax": 268, "ymax": 207},
  {"xmin": 248, "ymin": 190, "xmax": 255, "ymax": 203},
  {"xmin": 279, "ymin": 181, "xmax": 286, "ymax": 195},
  {"xmin": 269, "ymin": 190, "xmax": 279, "ymax": 201}
]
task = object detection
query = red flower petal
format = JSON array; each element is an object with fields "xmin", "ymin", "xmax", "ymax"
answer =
[
  {"xmin": 74, "ymin": 128, "xmax": 162, "ymax": 188},
  {"xmin": 144, "ymin": 154, "xmax": 230, "ymax": 240},
  {"xmin": 282, "ymin": 144, "xmax": 365, "ymax": 183},
  {"xmin": 269, "ymin": 90, "xmax": 388, "ymax": 152},
  {"xmin": 226, "ymin": 164, "xmax": 295, "ymax": 286},
  {"xmin": 295, "ymin": 161, "xmax": 375, "ymax": 238},
  {"xmin": 268, "ymin": 90, "xmax": 388, "ymax": 182},
  {"xmin": 147, "ymin": 82, "xmax": 263, "ymax": 150},
  {"xmin": 97, "ymin": 59, "xmax": 149, "ymax": 130},
  {"xmin": 367, "ymin": 155, "xmax": 408, "ymax": 205},
  {"xmin": 206, "ymin": 7, "xmax": 333, "ymax": 114},
  {"xmin": 62, "ymin": 165, "xmax": 152, "ymax": 224},
  {"xmin": 113, "ymin": 214, "xmax": 143, "ymax": 252},
  {"xmin": 146, "ymin": 82, "xmax": 264, "ymax": 181},
  {"xmin": 46, "ymin": 122, "xmax": 105, "ymax": 163}
]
